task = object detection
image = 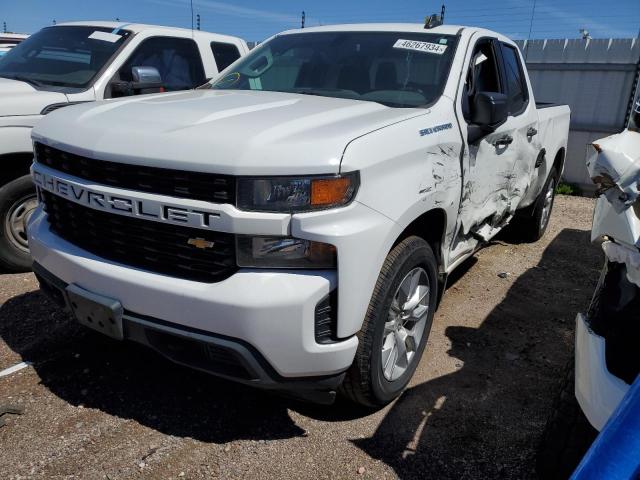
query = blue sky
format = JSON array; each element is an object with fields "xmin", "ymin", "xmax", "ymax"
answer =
[{"xmin": 2, "ymin": 0, "xmax": 639, "ymax": 41}]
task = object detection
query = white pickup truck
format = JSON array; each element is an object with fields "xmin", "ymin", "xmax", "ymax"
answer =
[
  {"xmin": 0, "ymin": 21, "xmax": 248, "ymax": 271},
  {"xmin": 28, "ymin": 23, "xmax": 570, "ymax": 406}
]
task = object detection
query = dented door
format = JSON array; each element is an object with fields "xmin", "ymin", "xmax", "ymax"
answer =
[{"xmin": 457, "ymin": 38, "xmax": 539, "ymax": 243}]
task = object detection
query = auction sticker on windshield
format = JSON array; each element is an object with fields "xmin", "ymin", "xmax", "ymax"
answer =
[
  {"xmin": 393, "ymin": 39, "xmax": 447, "ymax": 55},
  {"xmin": 88, "ymin": 31, "xmax": 122, "ymax": 43}
]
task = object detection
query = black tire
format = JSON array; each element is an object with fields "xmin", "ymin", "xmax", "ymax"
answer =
[
  {"xmin": 0, "ymin": 175, "xmax": 37, "ymax": 272},
  {"xmin": 536, "ymin": 361, "xmax": 598, "ymax": 480},
  {"xmin": 510, "ymin": 167, "xmax": 559, "ymax": 243},
  {"xmin": 340, "ymin": 236, "xmax": 438, "ymax": 407}
]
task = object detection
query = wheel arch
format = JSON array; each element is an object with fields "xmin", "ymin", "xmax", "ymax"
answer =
[
  {"xmin": 0, "ymin": 152, "xmax": 34, "ymax": 186},
  {"xmin": 552, "ymin": 147, "xmax": 566, "ymax": 177},
  {"xmin": 393, "ymin": 208, "xmax": 447, "ymax": 274}
]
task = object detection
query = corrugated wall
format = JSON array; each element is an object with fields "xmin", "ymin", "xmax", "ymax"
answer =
[{"xmin": 515, "ymin": 38, "xmax": 640, "ymax": 191}]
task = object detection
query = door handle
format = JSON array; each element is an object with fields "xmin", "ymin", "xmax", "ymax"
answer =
[
  {"xmin": 492, "ymin": 135, "xmax": 513, "ymax": 147},
  {"xmin": 527, "ymin": 127, "xmax": 538, "ymax": 137}
]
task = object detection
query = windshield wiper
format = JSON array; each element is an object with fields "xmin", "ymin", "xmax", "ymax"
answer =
[{"xmin": 0, "ymin": 74, "xmax": 45, "ymax": 88}]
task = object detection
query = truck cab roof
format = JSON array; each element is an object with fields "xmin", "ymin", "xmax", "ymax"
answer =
[
  {"xmin": 56, "ymin": 21, "xmax": 247, "ymax": 46},
  {"xmin": 278, "ymin": 23, "xmax": 517, "ymax": 45}
]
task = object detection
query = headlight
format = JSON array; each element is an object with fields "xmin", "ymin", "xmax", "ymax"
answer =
[
  {"xmin": 236, "ymin": 173, "xmax": 359, "ymax": 212},
  {"xmin": 237, "ymin": 236, "xmax": 336, "ymax": 268}
]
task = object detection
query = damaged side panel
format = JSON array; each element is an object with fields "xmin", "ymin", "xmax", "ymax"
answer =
[{"xmin": 450, "ymin": 116, "xmax": 540, "ymax": 260}]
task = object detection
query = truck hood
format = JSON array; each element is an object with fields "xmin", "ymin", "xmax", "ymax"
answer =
[
  {"xmin": 32, "ymin": 89, "xmax": 427, "ymax": 175},
  {"xmin": 0, "ymin": 77, "xmax": 68, "ymax": 116}
]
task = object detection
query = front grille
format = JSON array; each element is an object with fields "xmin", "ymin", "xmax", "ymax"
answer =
[
  {"xmin": 34, "ymin": 142, "xmax": 235, "ymax": 204},
  {"xmin": 41, "ymin": 191, "xmax": 237, "ymax": 283}
]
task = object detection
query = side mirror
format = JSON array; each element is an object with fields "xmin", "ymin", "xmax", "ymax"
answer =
[
  {"xmin": 468, "ymin": 92, "xmax": 508, "ymax": 143},
  {"xmin": 132, "ymin": 66, "xmax": 162, "ymax": 86},
  {"xmin": 111, "ymin": 66, "xmax": 164, "ymax": 97}
]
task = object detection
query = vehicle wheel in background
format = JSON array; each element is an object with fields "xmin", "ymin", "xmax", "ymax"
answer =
[
  {"xmin": 536, "ymin": 360, "xmax": 598, "ymax": 480},
  {"xmin": 340, "ymin": 236, "xmax": 438, "ymax": 407},
  {"xmin": 510, "ymin": 167, "xmax": 559, "ymax": 243},
  {"xmin": 0, "ymin": 175, "xmax": 37, "ymax": 272}
]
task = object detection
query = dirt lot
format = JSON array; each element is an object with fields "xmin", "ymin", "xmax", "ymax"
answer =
[{"xmin": 0, "ymin": 195, "xmax": 602, "ymax": 480}]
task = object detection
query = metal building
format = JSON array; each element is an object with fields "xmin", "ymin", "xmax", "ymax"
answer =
[{"xmin": 516, "ymin": 38, "xmax": 640, "ymax": 192}]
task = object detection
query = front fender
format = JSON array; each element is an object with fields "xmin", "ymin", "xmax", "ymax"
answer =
[{"xmin": 0, "ymin": 115, "xmax": 41, "ymax": 155}]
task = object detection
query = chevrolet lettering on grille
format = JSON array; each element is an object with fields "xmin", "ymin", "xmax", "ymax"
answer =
[{"xmin": 32, "ymin": 166, "xmax": 222, "ymax": 230}]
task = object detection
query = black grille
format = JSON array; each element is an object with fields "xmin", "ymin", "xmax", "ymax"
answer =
[
  {"xmin": 41, "ymin": 191, "xmax": 237, "ymax": 283},
  {"xmin": 34, "ymin": 142, "xmax": 235, "ymax": 204}
]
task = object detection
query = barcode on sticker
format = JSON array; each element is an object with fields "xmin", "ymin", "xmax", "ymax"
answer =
[
  {"xmin": 88, "ymin": 31, "xmax": 122, "ymax": 43},
  {"xmin": 393, "ymin": 39, "xmax": 447, "ymax": 55}
]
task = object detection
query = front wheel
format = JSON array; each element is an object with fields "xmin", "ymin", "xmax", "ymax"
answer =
[
  {"xmin": 340, "ymin": 236, "xmax": 438, "ymax": 407},
  {"xmin": 0, "ymin": 175, "xmax": 38, "ymax": 272}
]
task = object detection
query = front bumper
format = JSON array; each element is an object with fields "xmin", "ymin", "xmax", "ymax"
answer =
[
  {"xmin": 575, "ymin": 313, "xmax": 629, "ymax": 431},
  {"xmin": 28, "ymin": 207, "xmax": 358, "ymax": 389}
]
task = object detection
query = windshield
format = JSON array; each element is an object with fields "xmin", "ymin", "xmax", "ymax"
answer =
[
  {"xmin": 211, "ymin": 31, "xmax": 458, "ymax": 108},
  {"xmin": 0, "ymin": 26, "xmax": 130, "ymax": 88}
]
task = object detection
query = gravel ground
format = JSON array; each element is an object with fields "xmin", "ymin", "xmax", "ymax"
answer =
[{"xmin": 0, "ymin": 195, "xmax": 602, "ymax": 480}]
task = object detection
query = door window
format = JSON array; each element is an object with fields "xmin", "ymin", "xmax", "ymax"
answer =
[
  {"xmin": 500, "ymin": 44, "xmax": 529, "ymax": 115},
  {"xmin": 462, "ymin": 39, "xmax": 503, "ymax": 122},
  {"xmin": 117, "ymin": 37, "xmax": 206, "ymax": 91},
  {"xmin": 210, "ymin": 42, "xmax": 241, "ymax": 72}
]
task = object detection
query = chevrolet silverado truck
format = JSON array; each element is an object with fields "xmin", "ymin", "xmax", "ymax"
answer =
[
  {"xmin": 28, "ymin": 23, "xmax": 570, "ymax": 406},
  {"xmin": 0, "ymin": 21, "xmax": 248, "ymax": 271}
]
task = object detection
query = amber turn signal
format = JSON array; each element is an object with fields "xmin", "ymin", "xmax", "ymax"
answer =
[{"xmin": 311, "ymin": 177, "xmax": 353, "ymax": 207}]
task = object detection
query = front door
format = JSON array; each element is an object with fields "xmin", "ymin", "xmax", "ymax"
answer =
[{"xmin": 454, "ymin": 37, "xmax": 538, "ymax": 252}]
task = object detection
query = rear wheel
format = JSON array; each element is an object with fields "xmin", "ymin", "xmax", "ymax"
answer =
[
  {"xmin": 340, "ymin": 236, "xmax": 438, "ymax": 407},
  {"xmin": 510, "ymin": 167, "xmax": 558, "ymax": 242},
  {"xmin": 0, "ymin": 175, "xmax": 37, "ymax": 272}
]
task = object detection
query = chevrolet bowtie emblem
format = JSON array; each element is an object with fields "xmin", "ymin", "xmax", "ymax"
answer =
[{"xmin": 188, "ymin": 237, "xmax": 215, "ymax": 249}]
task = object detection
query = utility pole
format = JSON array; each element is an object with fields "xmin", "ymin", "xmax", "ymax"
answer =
[
  {"xmin": 579, "ymin": 28, "xmax": 592, "ymax": 40},
  {"xmin": 301, "ymin": 11, "xmax": 306, "ymax": 29},
  {"xmin": 52, "ymin": 19, "xmax": 56, "ymax": 25},
  {"xmin": 197, "ymin": 14, "xmax": 201, "ymax": 30},
  {"xmin": 2, "ymin": 22, "xmax": 6, "ymax": 33},
  {"xmin": 441, "ymin": 4, "xmax": 445, "ymax": 23}
]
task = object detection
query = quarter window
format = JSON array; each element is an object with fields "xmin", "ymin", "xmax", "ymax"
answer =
[
  {"xmin": 210, "ymin": 42, "xmax": 241, "ymax": 72},
  {"xmin": 500, "ymin": 44, "xmax": 528, "ymax": 115}
]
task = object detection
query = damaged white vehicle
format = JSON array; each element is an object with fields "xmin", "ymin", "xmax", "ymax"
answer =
[
  {"xmin": 537, "ymin": 101, "xmax": 640, "ymax": 478},
  {"xmin": 577, "ymin": 103, "xmax": 640, "ymax": 429},
  {"xmin": 28, "ymin": 24, "xmax": 569, "ymax": 406}
]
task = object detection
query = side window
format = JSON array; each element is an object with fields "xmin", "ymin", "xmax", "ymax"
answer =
[
  {"xmin": 462, "ymin": 40, "xmax": 503, "ymax": 122},
  {"xmin": 500, "ymin": 44, "xmax": 528, "ymax": 115},
  {"xmin": 210, "ymin": 42, "xmax": 241, "ymax": 72},
  {"xmin": 118, "ymin": 37, "xmax": 206, "ymax": 91}
]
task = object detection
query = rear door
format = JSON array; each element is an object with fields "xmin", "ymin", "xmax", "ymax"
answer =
[
  {"xmin": 210, "ymin": 41, "xmax": 242, "ymax": 73},
  {"xmin": 497, "ymin": 41, "xmax": 541, "ymax": 207}
]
